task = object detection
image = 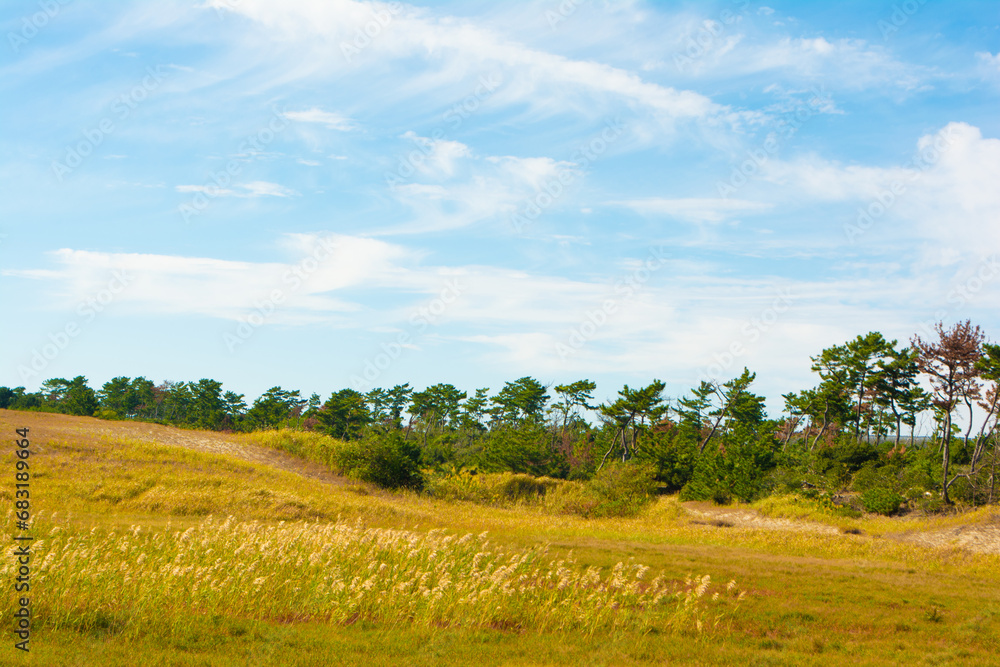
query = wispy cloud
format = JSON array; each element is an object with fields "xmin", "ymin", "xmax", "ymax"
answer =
[
  {"xmin": 175, "ymin": 181, "xmax": 298, "ymax": 198},
  {"xmin": 283, "ymin": 107, "xmax": 355, "ymax": 130},
  {"xmin": 206, "ymin": 0, "xmax": 732, "ymax": 128},
  {"xmin": 610, "ymin": 198, "xmax": 773, "ymax": 223}
]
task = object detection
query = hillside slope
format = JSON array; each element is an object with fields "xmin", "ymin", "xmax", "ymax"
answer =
[{"xmin": 2, "ymin": 409, "xmax": 999, "ymax": 666}]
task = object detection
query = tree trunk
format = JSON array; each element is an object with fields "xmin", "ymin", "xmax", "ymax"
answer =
[
  {"xmin": 970, "ymin": 396, "xmax": 999, "ymax": 473},
  {"xmin": 942, "ymin": 411, "xmax": 952, "ymax": 505},
  {"xmin": 810, "ymin": 419, "xmax": 828, "ymax": 451},
  {"xmin": 965, "ymin": 397, "xmax": 975, "ymax": 452},
  {"xmin": 990, "ymin": 434, "xmax": 998, "ymax": 504},
  {"xmin": 596, "ymin": 427, "xmax": 623, "ymax": 473},
  {"xmin": 810, "ymin": 402, "xmax": 831, "ymax": 451},
  {"xmin": 781, "ymin": 416, "xmax": 799, "ymax": 449},
  {"xmin": 853, "ymin": 372, "xmax": 865, "ymax": 441}
]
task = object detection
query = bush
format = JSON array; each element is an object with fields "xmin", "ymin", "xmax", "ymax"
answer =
[
  {"xmin": 480, "ymin": 426, "xmax": 568, "ymax": 477},
  {"xmin": 333, "ymin": 433, "xmax": 424, "ymax": 491},
  {"xmin": 851, "ymin": 462, "xmax": 897, "ymax": 493},
  {"xmin": 680, "ymin": 427, "xmax": 779, "ymax": 503},
  {"xmin": 547, "ymin": 462, "xmax": 657, "ymax": 518},
  {"xmin": 860, "ymin": 487, "xmax": 904, "ymax": 515},
  {"xmin": 425, "ymin": 463, "xmax": 656, "ymax": 519},
  {"xmin": 637, "ymin": 429, "xmax": 697, "ymax": 491}
]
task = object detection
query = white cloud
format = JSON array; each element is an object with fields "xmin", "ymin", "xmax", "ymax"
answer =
[
  {"xmin": 760, "ymin": 122, "xmax": 1000, "ymax": 261},
  {"xmin": 242, "ymin": 180, "xmax": 298, "ymax": 197},
  {"xmin": 977, "ymin": 52, "xmax": 1000, "ymax": 82},
  {"xmin": 611, "ymin": 197, "xmax": 773, "ymax": 223},
  {"xmin": 176, "ymin": 184, "xmax": 238, "ymax": 197},
  {"xmin": 12, "ymin": 232, "xmax": 998, "ymax": 410},
  {"xmin": 399, "ymin": 132, "xmax": 471, "ymax": 179},
  {"xmin": 677, "ymin": 34, "xmax": 926, "ymax": 91},
  {"xmin": 174, "ymin": 181, "xmax": 298, "ymax": 198},
  {"xmin": 205, "ymin": 0, "xmax": 729, "ymax": 126},
  {"xmin": 382, "ymin": 134, "xmax": 576, "ymax": 234},
  {"xmin": 7, "ymin": 235, "xmax": 416, "ymax": 324},
  {"xmin": 283, "ymin": 107, "xmax": 355, "ymax": 130},
  {"xmin": 978, "ymin": 51, "xmax": 1000, "ymax": 70}
]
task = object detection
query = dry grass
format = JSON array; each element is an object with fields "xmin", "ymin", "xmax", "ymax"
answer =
[
  {"xmin": 2, "ymin": 511, "xmax": 743, "ymax": 638},
  {"xmin": 2, "ymin": 410, "xmax": 1000, "ymax": 665}
]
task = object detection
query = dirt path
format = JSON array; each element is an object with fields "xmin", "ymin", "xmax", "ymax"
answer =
[
  {"xmin": 3, "ymin": 410, "xmax": 347, "ymax": 487},
  {"xmin": 683, "ymin": 501, "xmax": 841, "ymax": 537},
  {"xmin": 888, "ymin": 522, "xmax": 1000, "ymax": 554},
  {"xmin": 100, "ymin": 421, "xmax": 350, "ymax": 487},
  {"xmin": 681, "ymin": 501, "xmax": 1000, "ymax": 555}
]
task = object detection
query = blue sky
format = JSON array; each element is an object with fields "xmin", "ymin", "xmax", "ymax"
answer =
[{"xmin": 2, "ymin": 0, "xmax": 999, "ymax": 418}]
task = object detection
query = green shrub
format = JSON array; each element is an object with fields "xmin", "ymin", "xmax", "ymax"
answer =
[
  {"xmin": 680, "ymin": 427, "xmax": 779, "ymax": 503},
  {"xmin": 851, "ymin": 461, "xmax": 896, "ymax": 493},
  {"xmin": 333, "ymin": 433, "xmax": 424, "ymax": 491},
  {"xmin": 860, "ymin": 487, "xmax": 904, "ymax": 515},
  {"xmin": 480, "ymin": 426, "xmax": 568, "ymax": 477},
  {"xmin": 637, "ymin": 429, "xmax": 697, "ymax": 491}
]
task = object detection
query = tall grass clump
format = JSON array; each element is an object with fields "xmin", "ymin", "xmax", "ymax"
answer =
[
  {"xmin": 2, "ymin": 512, "xmax": 743, "ymax": 638},
  {"xmin": 241, "ymin": 429, "xmax": 342, "ymax": 468},
  {"xmin": 426, "ymin": 463, "xmax": 658, "ymax": 518},
  {"xmin": 425, "ymin": 472, "xmax": 562, "ymax": 506},
  {"xmin": 242, "ymin": 430, "xmax": 423, "ymax": 490}
]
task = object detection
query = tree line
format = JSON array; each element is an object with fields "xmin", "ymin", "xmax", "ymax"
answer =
[{"xmin": 2, "ymin": 320, "xmax": 998, "ymax": 510}]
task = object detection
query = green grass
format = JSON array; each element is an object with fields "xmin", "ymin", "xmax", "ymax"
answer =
[{"xmin": 2, "ymin": 411, "xmax": 1000, "ymax": 665}]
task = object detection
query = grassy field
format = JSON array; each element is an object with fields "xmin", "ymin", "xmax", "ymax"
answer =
[{"xmin": 2, "ymin": 409, "xmax": 999, "ymax": 665}]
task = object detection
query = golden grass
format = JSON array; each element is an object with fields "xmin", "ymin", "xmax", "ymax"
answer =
[
  {"xmin": 2, "ymin": 410, "xmax": 1000, "ymax": 665},
  {"xmin": 3, "ymin": 511, "xmax": 743, "ymax": 639}
]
